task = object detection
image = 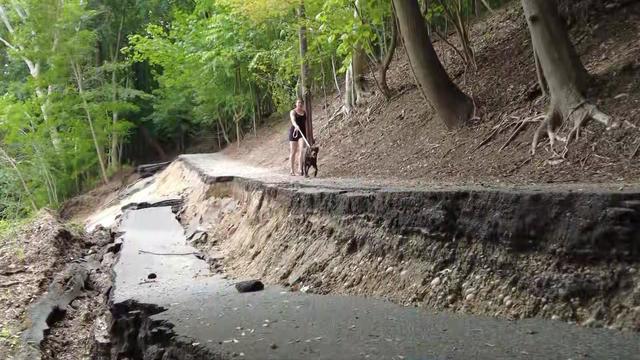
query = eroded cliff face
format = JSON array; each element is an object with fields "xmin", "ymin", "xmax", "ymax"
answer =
[
  {"xmin": 169, "ymin": 159, "xmax": 640, "ymax": 331},
  {"xmin": 26, "ymin": 158, "xmax": 635, "ymax": 360}
]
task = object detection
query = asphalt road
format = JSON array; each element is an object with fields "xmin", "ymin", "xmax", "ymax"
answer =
[{"xmin": 112, "ymin": 206, "xmax": 640, "ymax": 360}]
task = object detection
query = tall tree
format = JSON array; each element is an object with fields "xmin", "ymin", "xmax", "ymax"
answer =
[
  {"xmin": 522, "ymin": 0, "xmax": 616, "ymax": 154},
  {"xmin": 378, "ymin": 9, "xmax": 397, "ymax": 98},
  {"xmin": 298, "ymin": 1, "xmax": 314, "ymax": 143},
  {"xmin": 393, "ymin": 0, "xmax": 473, "ymax": 128},
  {"xmin": 351, "ymin": 0, "xmax": 369, "ymax": 104},
  {"xmin": 0, "ymin": 2, "xmax": 60, "ymax": 150}
]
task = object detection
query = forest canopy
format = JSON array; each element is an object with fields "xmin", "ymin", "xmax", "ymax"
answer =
[{"xmin": 0, "ymin": 0, "xmax": 616, "ymax": 219}]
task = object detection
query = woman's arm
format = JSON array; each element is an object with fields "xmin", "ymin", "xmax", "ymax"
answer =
[{"xmin": 290, "ymin": 110, "xmax": 299, "ymax": 129}]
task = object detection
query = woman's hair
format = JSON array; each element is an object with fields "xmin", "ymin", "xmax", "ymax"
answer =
[{"xmin": 295, "ymin": 98, "xmax": 304, "ymax": 104}]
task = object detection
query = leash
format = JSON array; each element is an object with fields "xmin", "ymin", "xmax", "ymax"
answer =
[{"xmin": 293, "ymin": 128, "xmax": 312, "ymax": 148}]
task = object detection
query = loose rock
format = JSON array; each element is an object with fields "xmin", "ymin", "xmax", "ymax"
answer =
[{"xmin": 235, "ymin": 280, "xmax": 264, "ymax": 293}]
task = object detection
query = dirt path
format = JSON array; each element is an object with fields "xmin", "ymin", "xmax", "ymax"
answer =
[{"xmin": 182, "ymin": 152, "xmax": 640, "ymax": 193}]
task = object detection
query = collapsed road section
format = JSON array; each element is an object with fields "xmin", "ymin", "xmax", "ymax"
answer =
[
  {"xmin": 103, "ymin": 155, "xmax": 640, "ymax": 359},
  {"xmin": 176, "ymin": 154, "xmax": 640, "ymax": 331}
]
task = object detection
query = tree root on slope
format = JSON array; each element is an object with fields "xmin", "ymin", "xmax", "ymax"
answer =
[{"xmin": 531, "ymin": 100, "xmax": 618, "ymax": 157}]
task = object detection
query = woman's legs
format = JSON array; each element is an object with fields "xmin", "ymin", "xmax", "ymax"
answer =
[
  {"xmin": 289, "ymin": 141, "xmax": 298, "ymax": 175},
  {"xmin": 298, "ymin": 138, "xmax": 306, "ymax": 175}
]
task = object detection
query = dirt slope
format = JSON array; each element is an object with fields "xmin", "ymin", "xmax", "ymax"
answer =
[{"xmin": 220, "ymin": 1, "xmax": 640, "ymax": 186}]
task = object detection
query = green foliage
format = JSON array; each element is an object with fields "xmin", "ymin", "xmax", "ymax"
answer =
[
  {"xmin": 0, "ymin": 0, "xmax": 140, "ymax": 215},
  {"xmin": 129, "ymin": 1, "xmax": 288, "ymax": 141},
  {"xmin": 1, "ymin": 0, "xmax": 500, "ymax": 216}
]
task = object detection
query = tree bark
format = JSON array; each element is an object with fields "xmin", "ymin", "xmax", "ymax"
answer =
[
  {"xmin": 217, "ymin": 117, "xmax": 231, "ymax": 145},
  {"xmin": 109, "ymin": 11, "xmax": 125, "ymax": 170},
  {"xmin": 320, "ymin": 60, "xmax": 330, "ymax": 118},
  {"xmin": 522, "ymin": 0, "xmax": 615, "ymax": 154},
  {"xmin": 379, "ymin": 11, "xmax": 398, "ymax": 98},
  {"xmin": 352, "ymin": 0, "xmax": 370, "ymax": 103},
  {"xmin": 298, "ymin": 1, "xmax": 314, "ymax": 144},
  {"xmin": 393, "ymin": 0, "xmax": 473, "ymax": 128},
  {"xmin": 331, "ymin": 55, "xmax": 342, "ymax": 96},
  {"xmin": 344, "ymin": 62, "xmax": 355, "ymax": 113},
  {"xmin": 533, "ymin": 49, "xmax": 548, "ymax": 97},
  {"xmin": 251, "ymin": 83, "xmax": 258, "ymax": 137}
]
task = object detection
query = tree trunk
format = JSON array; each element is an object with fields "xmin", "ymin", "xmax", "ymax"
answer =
[
  {"xmin": 379, "ymin": 12, "xmax": 398, "ymax": 98},
  {"xmin": 249, "ymin": 82, "xmax": 258, "ymax": 137},
  {"xmin": 393, "ymin": 0, "xmax": 473, "ymax": 128},
  {"xmin": 71, "ymin": 61, "xmax": 109, "ymax": 185},
  {"xmin": 344, "ymin": 63, "xmax": 355, "ymax": 113},
  {"xmin": 320, "ymin": 60, "xmax": 330, "ymax": 118},
  {"xmin": 216, "ymin": 122, "xmax": 222, "ymax": 150},
  {"xmin": 235, "ymin": 116, "xmax": 241, "ymax": 149},
  {"xmin": 219, "ymin": 118, "xmax": 230, "ymax": 144},
  {"xmin": 110, "ymin": 67, "xmax": 120, "ymax": 168},
  {"xmin": 298, "ymin": 1, "xmax": 314, "ymax": 143},
  {"xmin": 352, "ymin": 0, "xmax": 369, "ymax": 103},
  {"xmin": 331, "ymin": 55, "xmax": 342, "ymax": 96},
  {"xmin": 0, "ymin": 5, "xmax": 60, "ymax": 152},
  {"xmin": 522, "ymin": 0, "xmax": 614, "ymax": 154},
  {"xmin": 139, "ymin": 125, "xmax": 167, "ymax": 160},
  {"xmin": 533, "ymin": 49, "xmax": 548, "ymax": 97},
  {"xmin": 437, "ymin": 0, "xmax": 476, "ymax": 69},
  {"xmin": 480, "ymin": 0, "xmax": 494, "ymax": 13},
  {"xmin": 109, "ymin": 12, "xmax": 125, "ymax": 170}
]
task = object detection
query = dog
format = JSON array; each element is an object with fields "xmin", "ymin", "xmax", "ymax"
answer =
[{"xmin": 303, "ymin": 145, "xmax": 319, "ymax": 177}]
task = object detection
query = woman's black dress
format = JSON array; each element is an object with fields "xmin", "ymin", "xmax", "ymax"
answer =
[{"xmin": 288, "ymin": 111, "xmax": 306, "ymax": 142}]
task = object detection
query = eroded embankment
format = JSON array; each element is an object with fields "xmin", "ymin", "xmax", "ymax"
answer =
[{"xmin": 169, "ymin": 159, "xmax": 640, "ymax": 331}]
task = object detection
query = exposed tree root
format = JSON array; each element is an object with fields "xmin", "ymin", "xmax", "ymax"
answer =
[
  {"xmin": 500, "ymin": 114, "xmax": 545, "ymax": 152},
  {"xmin": 531, "ymin": 100, "xmax": 615, "ymax": 156}
]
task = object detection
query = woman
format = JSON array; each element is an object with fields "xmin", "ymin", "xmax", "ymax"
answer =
[{"xmin": 288, "ymin": 98, "xmax": 307, "ymax": 176}]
